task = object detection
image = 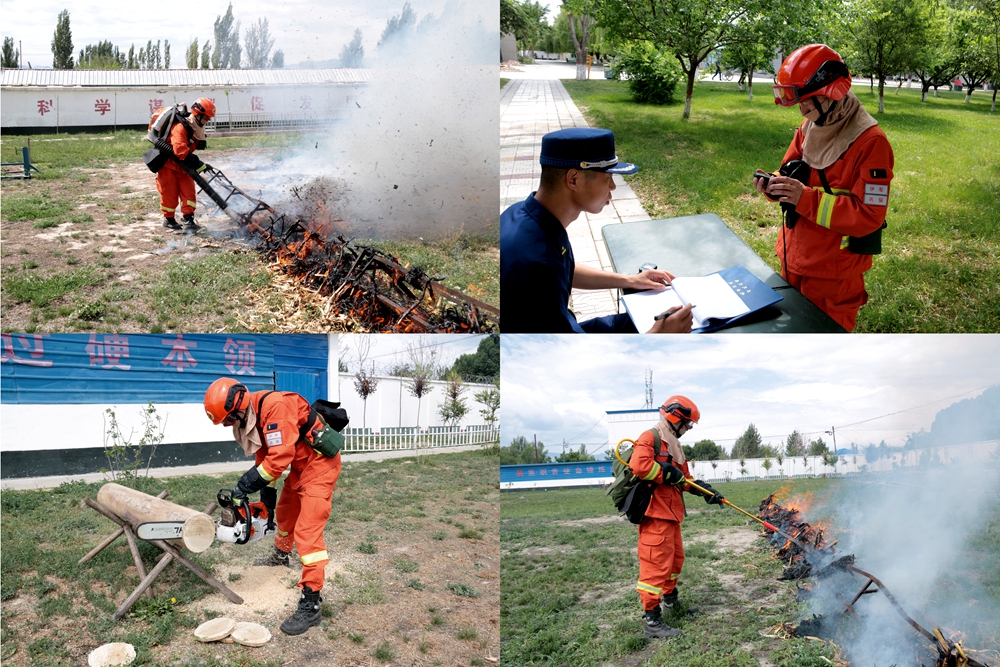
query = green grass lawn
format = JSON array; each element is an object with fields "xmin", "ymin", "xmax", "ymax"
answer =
[
  {"xmin": 502, "ymin": 78, "xmax": 510, "ymax": 89},
  {"xmin": 501, "ymin": 476, "xmax": 1000, "ymax": 667},
  {"xmin": 561, "ymin": 81, "xmax": 1000, "ymax": 333},
  {"xmin": 0, "ymin": 449, "xmax": 499, "ymax": 667}
]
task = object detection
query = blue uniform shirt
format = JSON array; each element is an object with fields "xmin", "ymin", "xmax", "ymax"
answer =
[{"xmin": 500, "ymin": 193, "xmax": 635, "ymax": 333}]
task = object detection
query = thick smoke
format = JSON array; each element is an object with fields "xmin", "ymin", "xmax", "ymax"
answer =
[
  {"xmin": 801, "ymin": 454, "xmax": 1000, "ymax": 665},
  {"xmin": 220, "ymin": 1, "xmax": 498, "ymax": 241}
]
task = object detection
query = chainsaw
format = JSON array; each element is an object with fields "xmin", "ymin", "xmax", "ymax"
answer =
[{"xmin": 134, "ymin": 489, "xmax": 273, "ymax": 546}]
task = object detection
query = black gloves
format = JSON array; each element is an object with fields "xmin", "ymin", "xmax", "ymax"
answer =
[
  {"xmin": 260, "ymin": 485, "xmax": 277, "ymax": 530},
  {"xmin": 182, "ymin": 153, "xmax": 209, "ymax": 173},
  {"xmin": 661, "ymin": 463, "xmax": 685, "ymax": 486},
  {"xmin": 196, "ymin": 140, "xmax": 207, "ymax": 150},
  {"xmin": 234, "ymin": 466, "xmax": 269, "ymax": 500},
  {"xmin": 689, "ymin": 479, "xmax": 724, "ymax": 505}
]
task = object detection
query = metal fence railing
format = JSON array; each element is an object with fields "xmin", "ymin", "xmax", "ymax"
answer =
[
  {"xmin": 342, "ymin": 425, "xmax": 499, "ymax": 453},
  {"xmin": 206, "ymin": 112, "xmax": 341, "ymax": 134}
]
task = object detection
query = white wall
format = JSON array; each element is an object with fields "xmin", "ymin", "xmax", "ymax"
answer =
[{"xmin": 337, "ymin": 375, "xmax": 493, "ymax": 432}]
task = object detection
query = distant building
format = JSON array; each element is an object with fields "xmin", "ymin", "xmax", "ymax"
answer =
[{"xmin": 0, "ymin": 68, "xmax": 370, "ymax": 134}]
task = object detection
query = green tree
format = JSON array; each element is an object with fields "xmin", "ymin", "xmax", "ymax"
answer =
[
  {"xmin": 690, "ymin": 438, "xmax": 723, "ymax": 461},
  {"xmin": 271, "ymin": 49, "xmax": 284, "ymax": 68},
  {"xmin": 501, "ymin": 435, "xmax": 551, "ymax": 464},
  {"xmin": 502, "ymin": 0, "xmax": 530, "ymax": 36},
  {"xmin": 186, "ymin": 38, "xmax": 199, "ymax": 69},
  {"xmin": 404, "ymin": 340, "xmax": 437, "ymax": 429},
  {"xmin": 77, "ymin": 40, "xmax": 125, "ymax": 69},
  {"xmin": 954, "ymin": 10, "xmax": 995, "ymax": 103},
  {"xmin": 809, "ymin": 437, "xmax": 830, "ymax": 456},
  {"xmin": 785, "ymin": 430, "xmax": 805, "ymax": 457},
  {"xmin": 556, "ymin": 444, "xmax": 596, "ymax": 462},
  {"xmin": 838, "ymin": 0, "xmax": 932, "ymax": 113},
  {"xmin": 164, "ymin": 40, "xmax": 170, "ymax": 69},
  {"xmin": 911, "ymin": 3, "xmax": 963, "ymax": 101},
  {"xmin": 731, "ymin": 423, "xmax": 763, "ymax": 459},
  {"xmin": 244, "ymin": 17, "xmax": 276, "ymax": 68},
  {"xmin": 200, "ymin": 40, "xmax": 212, "ymax": 69},
  {"xmin": 450, "ymin": 335, "xmax": 500, "ymax": 380},
  {"xmin": 596, "ymin": 0, "xmax": 766, "ymax": 118},
  {"xmin": 438, "ymin": 372, "xmax": 469, "ymax": 429},
  {"xmin": 213, "ymin": 2, "xmax": 241, "ymax": 69},
  {"xmin": 3, "ymin": 37, "xmax": 20, "ymax": 68},
  {"xmin": 51, "ymin": 9, "xmax": 74, "ymax": 69},
  {"xmin": 975, "ymin": 0, "xmax": 1000, "ymax": 111},
  {"xmin": 340, "ymin": 28, "xmax": 365, "ymax": 68},
  {"xmin": 379, "ymin": 2, "xmax": 417, "ymax": 47},
  {"xmin": 474, "ymin": 380, "xmax": 501, "ymax": 430},
  {"xmin": 515, "ymin": 1, "xmax": 549, "ymax": 63},
  {"xmin": 564, "ymin": 0, "xmax": 597, "ymax": 80}
]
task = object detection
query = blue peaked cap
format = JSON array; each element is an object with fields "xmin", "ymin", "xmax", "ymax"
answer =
[{"xmin": 539, "ymin": 128, "xmax": 638, "ymax": 175}]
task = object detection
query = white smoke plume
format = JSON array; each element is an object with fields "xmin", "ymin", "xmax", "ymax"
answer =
[
  {"xmin": 801, "ymin": 453, "xmax": 1000, "ymax": 665},
  {"xmin": 217, "ymin": 1, "xmax": 498, "ymax": 241}
]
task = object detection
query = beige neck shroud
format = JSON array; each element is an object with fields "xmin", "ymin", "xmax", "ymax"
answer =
[
  {"xmin": 800, "ymin": 91, "xmax": 878, "ymax": 170},
  {"xmin": 231, "ymin": 407, "xmax": 262, "ymax": 456},
  {"xmin": 653, "ymin": 419, "xmax": 686, "ymax": 465}
]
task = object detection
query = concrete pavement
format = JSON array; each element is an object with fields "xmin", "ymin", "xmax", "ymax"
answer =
[{"xmin": 501, "ymin": 63, "xmax": 652, "ymax": 322}]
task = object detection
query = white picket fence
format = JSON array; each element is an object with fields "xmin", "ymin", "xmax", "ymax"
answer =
[{"xmin": 342, "ymin": 424, "xmax": 498, "ymax": 453}]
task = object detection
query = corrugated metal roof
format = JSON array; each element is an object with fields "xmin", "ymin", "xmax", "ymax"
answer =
[{"xmin": 0, "ymin": 68, "xmax": 371, "ymax": 88}]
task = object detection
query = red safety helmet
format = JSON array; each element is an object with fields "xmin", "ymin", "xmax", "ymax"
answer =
[
  {"xmin": 204, "ymin": 378, "xmax": 250, "ymax": 425},
  {"xmin": 772, "ymin": 44, "xmax": 852, "ymax": 107},
  {"xmin": 191, "ymin": 97, "xmax": 217, "ymax": 119},
  {"xmin": 660, "ymin": 395, "xmax": 700, "ymax": 427}
]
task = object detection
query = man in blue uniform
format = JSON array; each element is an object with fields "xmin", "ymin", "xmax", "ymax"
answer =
[{"xmin": 500, "ymin": 128, "xmax": 692, "ymax": 333}]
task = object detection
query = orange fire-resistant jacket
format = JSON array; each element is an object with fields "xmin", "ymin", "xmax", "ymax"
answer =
[
  {"xmin": 775, "ymin": 124, "xmax": 894, "ymax": 280},
  {"xmin": 629, "ymin": 429, "xmax": 692, "ymax": 522},
  {"xmin": 249, "ymin": 391, "xmax": 334, "ymax": 484}
]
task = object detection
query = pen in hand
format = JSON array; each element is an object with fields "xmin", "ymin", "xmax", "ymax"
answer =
[{"xmin": 654, "ymin": 305, "xmax": 695, "ymax": 321}]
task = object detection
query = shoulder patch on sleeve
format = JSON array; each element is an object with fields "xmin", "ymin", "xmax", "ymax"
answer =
[
  {"xmin": 869, "ymin": 168, "xmax": 887, "ymax": 179},
  {"xmin": 864, "ymin": 183, "xmax": 889, "ymax": 206},
  {"xmin": 265, "ymin": 431, "xmax": 284, "ymax": 447},
  {"xmin": 266, "ymin": 423, "xmax": 279, "ymax": 431}
]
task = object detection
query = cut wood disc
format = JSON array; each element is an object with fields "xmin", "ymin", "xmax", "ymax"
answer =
[
  {"xmin": 194, "ymin": 617, "xmax": 236, "ymax": 642},
  {"xmin": 88, "ymin": 643, "xmax": 136, "ymax": 667},
  {"xmin": 231, "ymin": 621, "xmax": 271, "ymax": 647}
]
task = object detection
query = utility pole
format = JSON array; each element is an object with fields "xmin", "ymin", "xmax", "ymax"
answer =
[
  {"xmin": 533, "ymin": 434, "xmax": 538, "ymax": 464},
  {"xmin": 644, "ymin": 367, "xmax": 654, "ymax": 409},
  {"xmin": 826, "ymin": 426, "xmax": 837, "ymax": 453}
]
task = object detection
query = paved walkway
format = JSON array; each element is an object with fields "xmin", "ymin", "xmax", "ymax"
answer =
[{"xmin": 501, "ymin": 64, "xmax": 652, "ymax": 322}]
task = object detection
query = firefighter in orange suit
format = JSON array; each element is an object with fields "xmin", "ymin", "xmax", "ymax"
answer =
[
  {"xmin": 204, "ymin": 377, "xmax": 342, "ymax": 636},
  {"xmin": 628, "ymin": 396, "xmax": 723, "ymax": 639},
  {"xmin": 756, "ymin": 44, "xmax": 894, "ymax": 331},
  {"xmin": 158, "ymin": 98, "xmax": 215, "ymax": 233}
]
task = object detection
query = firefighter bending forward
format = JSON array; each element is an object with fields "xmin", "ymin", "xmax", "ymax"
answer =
[
  {"xmin": 629, "ymin": 396, "xmax": 724, "ymax": 639},
  {"xmin": 204, "ymin": 378, "xmax": 342, "ymax": 636},
  {"xmin": 157, "ymin": 98, "xmax": 216, "ymax": 233}
]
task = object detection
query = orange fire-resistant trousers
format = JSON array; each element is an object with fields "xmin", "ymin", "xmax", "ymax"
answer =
[
  {"xmin": 155, "ymin": 164, "xmax": 197, "ymax": 219},
  {"xmin": 785, "ymin": 271, "xmax": 868, "ymax": 332},
  {"xmin": 273, "ymin": 453, "xmax": 342, "ymax": 591},
  {"xmin": 637, "ymin": 518, "xmax": 685, "ymax": 611}
]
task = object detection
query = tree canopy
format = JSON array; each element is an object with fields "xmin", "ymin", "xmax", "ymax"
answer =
[{"xmin": 501, "ymin": 435, "xmax": 552, "ymax": 464}]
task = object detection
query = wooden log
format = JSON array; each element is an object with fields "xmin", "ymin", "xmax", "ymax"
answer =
[
  {"xmin": 97, "ymin": 483, "xmax": 215, "ymax": 553},
  {"xmin": 79, "ymin": 490, "xmax": 170, "ymax": 565},
  {"xmin": 112, "ymin": 552, "xmax": 174, "ymax": 621}
]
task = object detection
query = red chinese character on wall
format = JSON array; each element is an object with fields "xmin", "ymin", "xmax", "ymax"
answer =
[
  {"xmin": 149, "ymin": 98, "xmax": 164, "ymax": 114},
  {"xmin": 37, "ymin": 100, "xmax": 54, "ymax": 116},
  {"xmin": 223, "ymin": 338, "xmax": 256, "ymax": 376},
  {"xmin": 299, "ymin": 95, "xmax": 312, "ymax": 110},
  {"xmin": 94, "ymin": 99, "xmax": 112, "ymax": 116},
  {"xmin": 0, "ymin": 334, "xmax": 54, "ymax": 367},
  {"xmin": 161, "ymin": 335, "xmax": 198, "ymax": 372},
  {"xmin": 85, "ymin": 334, "xmax": 131, "ymax": 370},
  {"xmin": 250, "ymin": 96, "xmax": 265, "ymax": 111}
]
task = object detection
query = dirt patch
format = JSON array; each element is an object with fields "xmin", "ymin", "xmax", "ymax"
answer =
[
  {"xmin": 688, "ymin": 525, "xmax": 761, "ymax": 553},
  {"xmin": 517, "ymin": 545, "xmax": 578, "ymax": 557},
  {"xmin": 553, "ymin": 515, "xmax": 627, "ymax": 528}
]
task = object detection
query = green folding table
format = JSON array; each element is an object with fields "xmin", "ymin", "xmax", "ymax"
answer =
[{"xmin": 601, "ymin": 214, "xmax": 846, "ymax": 333}]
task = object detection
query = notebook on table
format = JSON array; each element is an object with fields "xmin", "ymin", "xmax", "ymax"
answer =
[{"xmin": 621, "ymin": 265, "xmax": 783, "ymax": 333}]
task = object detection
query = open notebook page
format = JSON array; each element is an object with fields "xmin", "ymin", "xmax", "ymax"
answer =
[{"xmin": 620, "ymin": 274, "xmax": 750, "ymax": 332}]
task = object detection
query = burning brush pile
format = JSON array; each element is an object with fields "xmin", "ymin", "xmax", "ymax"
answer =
[
  {"xmin": 202, "ymin": 168, "xmax": 499, "ymax": 333},
  {"xmin": 757, "ymin": 492, "xmax": 996, "ymax": 667}
]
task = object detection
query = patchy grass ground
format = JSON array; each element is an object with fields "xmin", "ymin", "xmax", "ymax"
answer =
[
  {"xmin": 501, "ymin": 475, "xmax": 1000, "ymax": 667},
  {"xmin": 561, "ymin": 80, "xmax": 1000, "ymax": 333},
  {"xmin": 0, "ymin": 449, "xmax": 499, "ymax": 667},
  {"xmin": 0, "ymin": 132, "xmax": 499, "ymax": 332}
]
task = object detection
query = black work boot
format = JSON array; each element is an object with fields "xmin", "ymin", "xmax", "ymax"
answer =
[
  {"xmin": 644, "ymin": 606, "xmax": 682, "ymax": 639},
  {"xmin": 163, "ymin": 216, "xmax": 182, "ymax": 230},
  {"xmin": 661, "ymin": 589, "xmax": 699, "ymax": 616},
  {"xmin": 182, "ymin": 213, "xmax": 201, "ymax": 233},
  {"xmin": 280, "ymin": 586, "xmax": 322, "ymax": 636},
  {"xmin": 253, "ymin": 546, "xmax": 291, "ymax": 567}
]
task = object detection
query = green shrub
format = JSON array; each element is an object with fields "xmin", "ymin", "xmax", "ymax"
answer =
[{"xmin": 611, "ymin": 42, "xmax": 682, "ymax": 105}]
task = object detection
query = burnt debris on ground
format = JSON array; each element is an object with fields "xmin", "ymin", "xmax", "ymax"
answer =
[
  {"xmin": 757, "ymin": 493, "xmax": 994, "ymax": 667},
  {"xmin": 200, "ymin": 166, "xmax": 499, "ymax": 333}
]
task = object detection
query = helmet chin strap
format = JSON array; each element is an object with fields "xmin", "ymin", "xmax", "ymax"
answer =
[
  {"xmin": 814, "ymin": 97, "xmax": 838, "ymax": 126},
  {"xmin": 234, "ymin": 409, "xmax": 248, "ymax": 429}
]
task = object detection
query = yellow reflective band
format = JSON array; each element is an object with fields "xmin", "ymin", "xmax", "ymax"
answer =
[
  {"xmin": 161, "ymin": 205, "xmax": 176, "ymax": 212},
  {"xmin": 840, "ymin": 235, "xmax": 850, "ymax": 250},
  {"xmin": 256, "ymin": 464, "xmax": 276, "ymax": 482},
  {"xmin": 641, "ymin": 462, "xmax": 661, "ymax": 482},
  {"xmin": 670, "ymin": 573, "xmax": 680, "ymax": 580},
  {"xmin": 817, "ymin": 191, "xmax": 837, "ymax": 229},
  {"xmin": 267, "ymin": 479, "xmax": 277, "ymax": 488},
  {"xmin": 277, "ymin": 530, "xmax": 289, "ymax": 537},
  {"xmin": 186, "ymin": 200, "xmax": 197, "ymax": 207},
  {"xmin": 636, "ymin": 581, "xmax": 663, "ymax": 595},
  {"xmin": 300, "ymin": 550, "xmax": 329, "ymax": 565}
]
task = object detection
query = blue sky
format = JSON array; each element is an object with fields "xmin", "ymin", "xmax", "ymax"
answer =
[
  {"xmin": 2, "ymin": 0, "xmax": 496, "ymax": 68},
  {"xmin": 500, "ymin": 334, "xmax": 1000, "ymax": 456}
]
